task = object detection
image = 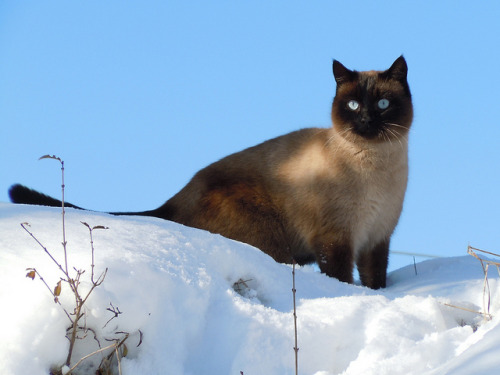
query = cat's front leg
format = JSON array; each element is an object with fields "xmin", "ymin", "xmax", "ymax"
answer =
[
  {"xmin": 314, "ymin": 240, "xmax": 355, "ymax": 284},
  {"xmin": 356, "ymin": 238, "xmax": 390, "ymax": 289}
]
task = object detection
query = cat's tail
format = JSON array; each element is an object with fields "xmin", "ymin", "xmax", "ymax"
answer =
[
  {"xmin": 9, "ymin": 184, "xmax": 83, "ymax": 209},
  {"xmin": 8, "ymin": 183, "xmax": 166, "ymax": 219}
]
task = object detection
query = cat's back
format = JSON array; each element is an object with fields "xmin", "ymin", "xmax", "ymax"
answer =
[
  {"xmin": 214, "ymin": 126, "xmax": 331, "ymax": 171},
  {"xmin": 160, "ymin": 126, "xmax": 332, "ymax": 221}
]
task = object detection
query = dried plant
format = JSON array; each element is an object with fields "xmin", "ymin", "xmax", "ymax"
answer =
[
  {"xmin": 467, "ymin": 245, "xmax": 500, "ymax": 320},
  {"xmin": 442, "ymin": 245, "xmax": 500, "ymax": 323},
  {"xmin": 21, "ymin": 155, "xmax": 135, "ymax": 374},
  {"xmin": 292, "ymin": 260, "xmax": 299, "ymax": 375}
]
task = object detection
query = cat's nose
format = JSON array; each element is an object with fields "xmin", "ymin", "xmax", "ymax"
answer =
[{"xmin": 360, "ymin": 114, "xmax": 371, "ymax": 125}]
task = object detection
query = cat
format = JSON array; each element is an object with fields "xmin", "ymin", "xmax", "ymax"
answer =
[{"xmin": 9, "ymin": 56, "xmax": 413, "ymax": 289}]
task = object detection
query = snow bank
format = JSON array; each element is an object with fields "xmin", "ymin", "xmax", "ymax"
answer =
[{"xmin": 0, "ymin": 202, "xmax": 499, "ymax": 374}]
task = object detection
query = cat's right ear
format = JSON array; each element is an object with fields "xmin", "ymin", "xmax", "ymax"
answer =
[{"xmin": 333, "ymin": 60, "xmax": 355, "ymax": 85}]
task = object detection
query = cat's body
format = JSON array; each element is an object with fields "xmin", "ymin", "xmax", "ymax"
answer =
[{"xmin": 9, "ymin": 56, "xmax": 413, "ymax": 289}]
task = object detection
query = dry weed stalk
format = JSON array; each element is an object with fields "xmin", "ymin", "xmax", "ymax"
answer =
[
  {"xmin": 66, "ymin": 335, "xmax": 128, "ymax": 375},
  {"xmin": 292, "ymin": 260, "xmax": 299, "ymax": 375},
  {"xmin": 232, "ymin": 278, "xmax": 253, "ymax": 294},
  {"xmin": 21, "ymin": 155, "xmax": 131, "ymax": 374},
  {"xmin": 467, "ymin": 245, "xmax": 500, "ymax": 320}
]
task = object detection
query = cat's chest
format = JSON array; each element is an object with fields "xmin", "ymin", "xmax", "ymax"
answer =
[
  {"xmin": 276, "ymin": 140, "xmax": 408, "ymax": 249},
  {"xmin": 348, "ymin": 156, "xmax": 408, "ymax": 252}
]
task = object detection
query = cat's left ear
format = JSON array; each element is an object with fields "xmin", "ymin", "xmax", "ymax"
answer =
[{"xmin": 385, "ymin": 56, "xmax": 408, "ymax": 82}]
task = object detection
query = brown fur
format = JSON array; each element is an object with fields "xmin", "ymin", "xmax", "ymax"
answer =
[
  {"xmin": 9, "ymin": 57, "xmax": 413, "ymax": 289},
  {"xmin": 152, "ymin": 56, "xmax": 413, "ymax": 289}
]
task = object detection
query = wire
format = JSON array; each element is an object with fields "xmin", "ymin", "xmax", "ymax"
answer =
[{"xmin": 390, "ymin": 250, "xmax": 442, "ymax": 259}]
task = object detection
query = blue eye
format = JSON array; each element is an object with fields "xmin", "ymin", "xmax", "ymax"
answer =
[
  {"xmin": 347, "ymin": 100, "xmax": 359, "ymax": 111},
  {"xmin": 378, "ymin": 99, "xmax": 390, "ymax": 110}
]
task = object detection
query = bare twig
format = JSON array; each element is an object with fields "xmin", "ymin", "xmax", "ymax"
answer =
[
  {"xmin": 70, "ymin": 326, "xmax": 102, "ymax": 348},
  {"xmin": 26, "ymin": 268, "xmax": 72, "ymax": 322},
  {"xmin": 443, "ymin": 303, "xmax": 492, "ymax": 319},
  {"xmin": 232, "ymin": 278, "xmax": 253, "ymax": 294},
  {"xmin": 467, "ymin": 245, "xmax": 500, "ymax": 320},
  {"xmin": 21, "ymin": 223, "xmax": 66, "ymax": 275},
  {"xmin": 104, "ymin": 303, "xmax": 123, "ymax": 328},
  {"xmin": 65, "ymin": 266, "xmax": 108, "ymax": 366},
  {"xmin": 39, "ymin": 155, "xmax": 68, "ymax": 274},
  {"xmin": 292, "ymin": 260, "xmax": 298, "ymax": 375},
  {"xmin": 137, "ymin": 329, "xmax": 143, "ymax": 347},
  {"xmin": 66, "ymin": 293, "xmax": 83, "ymax": 366},
  {"xmin": 81, "ymin": 222, "xmax": 109, "ymax": 284},
  {"xmin": 60, "ymin": 159, "xmax": 68, "ymax": 275},
  {"xmin": 100, "ymin": 333, "xmax": 130, "ymax": 372},
  {"xmin": 115, "ymin": 346, "xmax": 122, "ymax": 375},
  {"xmin": 468, "ymin": 246, "xmax": 500, "ymax": 260},
  {"xmin": 68, "ymin": 341, "xmax": 120, "ymax": 373}
]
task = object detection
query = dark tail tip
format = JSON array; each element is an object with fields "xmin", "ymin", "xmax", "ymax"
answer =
[
  {"xmin": 9, "ymin": 184, "xmax": 36, "ymax": 203},
  {"xmin": 9, "ymin": 184, "xmax": 80, "ymax": 209}
]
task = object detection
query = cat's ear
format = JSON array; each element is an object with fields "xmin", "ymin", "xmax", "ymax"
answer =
[
  {"xmin": 333, "ymin": 60, "xmax": 356, "ymax": 85},
  {"xmin": 385, "ymin": 56, "xmax": 408, "ymax": 82}
]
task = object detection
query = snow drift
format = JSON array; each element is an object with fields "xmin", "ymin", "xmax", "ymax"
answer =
[{"xmin": 0, "ymin": 202, "xmax": 499, "ymax": 375}]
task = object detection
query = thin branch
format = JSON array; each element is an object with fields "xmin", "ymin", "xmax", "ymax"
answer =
[
  {"xmin": 100, "ymin": 333, "xmax": 130, "ymax": 372},
  {"xmin": 292, "ymin": 259, "xmax": 299, "ymax": 375},
  {"xmin": 81, "ymin": 269, "xmax": 108, "ymax": 307},
  {"xmin": 68, "ymin": 342, "xmax": 120, "ymax": 374},
  {"xmin": 443, "ymin": 303, "xmax": 492, "ymax": 319},
  {"xmin": 467, "ymin": 245, "xmax": 500, "ymax": 321},
  {"xmin": 115, "ymin": 346, "xmax": 123, "ymax": 375},
  {"xmin": 38, "ymin": 155, "xmax": 68, "ymax": 273},
  {"xmin": 60, "ymin": 159, "xmax": 68, "ymax": 275},
  {"xmin": 66, "ymin": 301, "xmax": 83, "ymax": 366},
  {"xmin": 27, "ymin": 268, "xmax": 72, "ymax": 323},
  {"xmin": 21, "ymin": 223, "xmax": 66, "ymax": 276},
  {"xmin": 468, "ymin": 246, "xmax": 500, "ymax": 260},
  {"xmin": 90, "ymin": 226, "xmax": 96, "ymax": 283},
  {"xmin": 81, "ymin": 222, "xmax": 108, "ymax": 285},
  {"xmin": 103, "ymin": 303, "xmax": 123, "ymax": 329}
]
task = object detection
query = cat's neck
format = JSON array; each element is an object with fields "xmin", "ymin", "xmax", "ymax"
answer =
[{"xmin": 327, "ymin": 127, "xmax": 408, "ymax": 169}]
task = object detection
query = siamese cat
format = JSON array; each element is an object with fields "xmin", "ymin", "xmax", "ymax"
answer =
[{"xmin": 9, "ymin": 56, "xmax": 413, "ymax": 289}]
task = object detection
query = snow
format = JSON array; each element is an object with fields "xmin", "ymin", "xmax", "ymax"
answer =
[{"xmin": 1, "ymin": 202, "xmax": 499, "ymax": 375}]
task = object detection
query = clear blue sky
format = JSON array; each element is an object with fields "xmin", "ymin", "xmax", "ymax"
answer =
[{"xmin": 2, "ymin": 1, "xmax": 500, "ymax": 271}]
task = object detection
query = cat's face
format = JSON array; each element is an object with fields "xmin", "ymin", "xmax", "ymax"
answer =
[{"xmin": 331, "ymin": 56, "xmax": 413, "ymax": 143}]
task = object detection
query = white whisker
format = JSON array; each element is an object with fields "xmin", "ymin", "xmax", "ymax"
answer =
[
  {"xmin": 385, "ymin": 122, "xmax": 407, "ymax": 130},
  {"xmin": 324, "ymin": 127, "xmax": 352, "ymax": 151},
  {"xmin": 385, "ymin": 127, "xmax": 405, "ymax": 150},
  {"xmin": 381, "ymin": 129, "xmax": 392, "ymax": 146}
]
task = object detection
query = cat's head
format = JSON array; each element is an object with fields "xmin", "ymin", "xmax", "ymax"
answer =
[{"xmin": 331, "ymin": 56, "xmax": 413, "ymax": 143}]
